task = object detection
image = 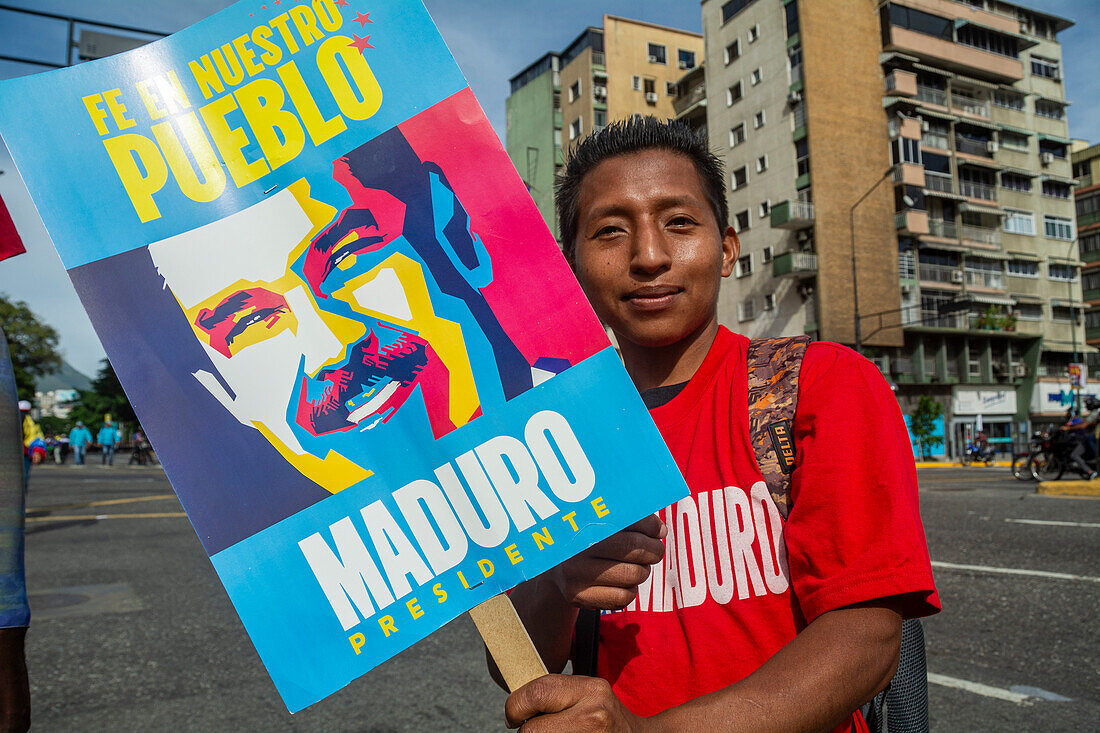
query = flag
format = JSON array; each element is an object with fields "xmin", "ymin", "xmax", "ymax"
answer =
[{"xmin": 0, "ymin": 193, "xmax": 25, "ymax": 262}]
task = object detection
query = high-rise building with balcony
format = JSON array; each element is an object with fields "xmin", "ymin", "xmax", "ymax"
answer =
[
  {"xmin": 506, "ymin": 17, "xmax": 704, "ymax": 240},
  {"xmin": 701, "ymin": 0, "xmax": 1082, "ymax": 452},
  {"xmin": 1073, "ymin": 141, "xmax": 1100, "ymax": 378}
]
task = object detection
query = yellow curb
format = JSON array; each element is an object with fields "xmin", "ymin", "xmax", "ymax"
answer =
[
  {"xmin": 1036, "ymin": 481, "xmax": 1100, "ymax": 497},
  {"xmin": 915, "ymin": 462, "xmax": 1012, "ymax": 468}
]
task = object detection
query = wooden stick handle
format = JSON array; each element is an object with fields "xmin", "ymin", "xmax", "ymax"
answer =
[{"xmin": 469, "ymin": 593, "xmax": 547, "ymax": 692}]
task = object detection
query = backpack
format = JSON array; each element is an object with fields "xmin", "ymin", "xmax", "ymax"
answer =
[
  {"xmin": 575, "ymin": 336, "xmax": 930, "ymax": 733},
  {"xmin": 747, "ymin": 336, "xmax": 929, "ymax": 733}
]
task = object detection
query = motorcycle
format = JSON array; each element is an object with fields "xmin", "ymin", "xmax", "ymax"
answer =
[
  {"xmin": 1030, "ymin": 429, "xmax": 1097, "ymax": 481},
  {"xmin": 960, "ymin": 442, "xmax": 996, "ymax": 466}
]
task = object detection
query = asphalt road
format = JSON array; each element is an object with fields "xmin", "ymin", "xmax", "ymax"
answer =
[{"xmin": 18, "ymin": 462, "xmax": 1099, "ymax": 731}]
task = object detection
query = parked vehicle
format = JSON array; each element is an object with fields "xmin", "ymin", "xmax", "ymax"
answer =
[{"xmin": 960, "ymin": 442, "xmax": 996, "ymax": 466}]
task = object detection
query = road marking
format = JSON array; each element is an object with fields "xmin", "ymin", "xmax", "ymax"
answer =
[
  {"xmin": 928, "ymin": 674, "xmax": 1034, "ymax": 704},
  {"xmin": 932, "ymin": 560, "xmax": 1100, "ymax": 583},
  {"xmin": 28, "ymin": 494, "xmax": 176, "ymax": 515},
  {"xmin": 1005, "ymin": 518, "xmax": 1100, "ymax": 528},
  {"xmin": 26, "ymin": 512, "xmax": 187, "ymax": 523}
]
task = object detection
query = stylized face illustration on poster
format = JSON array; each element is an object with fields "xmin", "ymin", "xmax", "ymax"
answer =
[{"xmin": 0, "ymin": 0, "xmax": 687, "ymax": 712}]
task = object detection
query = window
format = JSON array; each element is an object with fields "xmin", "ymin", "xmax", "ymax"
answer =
[
  {"xmin": 1035, "ymin": 99, "xmax": 1065, "ymax": 120},
  {"xmin": 1039, "ymin": 140, "xmax": 1067, "ymax": 159},
  {"xmin": 753, "ymin": 110, "xmax": 766, "ymax": 129},
  {"xmin": 666, "ymin": 81, "xmax": 677, "ymax": 96},
  {"xmin": 892, "ymin": 136, "xmax": 922, "ymax": 165},
  {"xmin": 887, "ymin": 5, "xmax": 953, "ymax": 42},
  {"xmin": 734, "ymin": 211, "xmax": 751, "ymax": 233},
  {"xmin": 731, "ymin": 165, "xmax": 748, "ymax": 190},
  {"xmin": 784, "ymin": 0, "xmax": 799, "ymax": 38},
  {"xmin": 993, "ymin": 91, "xmax": 1025, "ymax": 110},
  {"xmin": 724, "ymin": 39, "xmax": 741, "ymax": 65},
  {"xmin": 759, "ymin": 200, "xmax": 771, "ymax": 218},
  {"xmin": 1078, "ymin": 193, "xmax": 1100, "ymax": 218},
  {"xmin": 756, "ymin": 154, "xmax": 768, "ymax": 173},
  {"xmin": 727, "ymin": 81, "xmax": 743, "ymax": 106},
  {"xmin": 729, "ymin": 123, "xmax": 746, "ymax": 147},
  {"xmin": 1000, "ymin": 131, "xmax": 1029, "ymax": 151},
  {"xmin": 569, "ymin": 117, "xmax": 582, "ymax": 141},
  {"xmin": 678, "ymin": 49, "xmax": 696, "ymax": 70},
  {"xmin": 796, "ymin": 138, "xmax": 810, "ymax": 177},
  {"xmin": 1073, "ymin": 160, "xmax": 1090, "ymax": 179},
  {"xmin": 1000, "ymin": 173, "xmax": 1031, "ymax": 192},
  {"xmin": 553, "ymin": 91, "xmax": 561, "ymax": 110},
  {"xmin": 1049, "ymin": 263, "xmax": 1078, "ymax": 281},
  {"xmin": 956, "ymin": 23, "xmax": 1019, "ymax": 58},
  {"xmin": 1052, "ymin": 305, "xmax": 1075, "ymax": 322},
  {"xmin": 648, "ymin": 43, "xmax": 667, "ymax": 65},
  {"xmin": 763, "ymin": 293, "xmax": 776, "ymax": 311},
  {"xmin": 750, "ymin": 67, "xmax": 763, "ymax": 85},
  {"xmin": 1015, "ymin": 302, "xmax": 1042, "ymax": 320},
  {"xmin": 1004, "ymin": 209, "xmax": 1035, "ymax": 235},
  {"xmin": 1031, "ymin": 55, "xmax": 1061, "ymax": 80},
  {"xmin": 1007, "ymin": 260, "xmax": 1039, "ymax": 277},
  {"xmin": 1044, "ymin": 215, "xmax": 1074, "ymax": 240},
  {"xmin": 738, "ymin": 298, "xmax": 756, "ymax": 322},
  {"xmin": 722, "ymin": 0, "xmax": 759, "ymax": 24},
  {"xmin": 1084, "ymin": 270, "xmax": 1100, "ymax": 293},
  {"xmin": 632, "ymin": 75, "xmax": 642, "ymax": 91},
  {"xmin": 748, "ymin": 24, "xmax": 760, "ymax": 42},
  {"xmin": 593, "ymin": 109, "xmax": 607, "ymax": 129},
  {"xmin": 1081, "ymin": 231, "xmax": 1100, "ymax": 256},
  {"xmin": 568, "ymin": 80, "xmax": 581, "ymax": 103},
  {"xmin": 1042, "ymin": 180, "xmax": 1071, "ymax": 199},
  {"xmin": 762, "ymin": 245, "xmax": 773, "ymax": 263},
  {"xmin": 735, "ymin": 253, "xmax": 753, "ymax": 276}
]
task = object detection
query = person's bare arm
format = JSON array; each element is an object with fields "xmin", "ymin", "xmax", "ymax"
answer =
[
  {"xmin": 486, "ymin": 515, "xmax": 666, "ymax": 689},
  {"xmin": 504, "ymin": 598, "xmax": 902, "ymax": 733}
]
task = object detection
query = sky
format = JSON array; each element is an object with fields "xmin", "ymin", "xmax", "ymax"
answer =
[{"xmin": 0, "ymin": 0, "xmax": 1097, "ymax": 378}]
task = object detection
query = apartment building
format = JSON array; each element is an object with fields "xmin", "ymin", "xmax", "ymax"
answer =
[
  {"xmin": 1074, "ymin": 141, "xmax": 1100, "ymax": 379},
  {"xmin": 702, "ymin": 0, "xmax": 1082, "ymax": 450},
  {"xmin": 506, "ymin": 17, "xmax": 705, "ymax": 239}
]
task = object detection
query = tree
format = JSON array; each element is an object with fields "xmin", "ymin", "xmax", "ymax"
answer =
[
  {"xmin": 910, "ymin": 395, "xmax": 944, "ymax": 459},
  {"xmin": 0, "ymin": 295, "xmax": 61, "ymax": 401},
  {"xmin": 67, "ymin": 359, "xmax": 137, "ymax": 430}
]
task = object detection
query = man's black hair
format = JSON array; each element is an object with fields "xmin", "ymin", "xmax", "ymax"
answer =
[{"xmin": 555, "ymin": 116, "xmax": 728, "ymax": 259}]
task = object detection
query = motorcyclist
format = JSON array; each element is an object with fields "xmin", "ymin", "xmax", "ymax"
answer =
[{"xmin": 1059, "ymin": 398, "xmax": 1099, "ymax": 480}]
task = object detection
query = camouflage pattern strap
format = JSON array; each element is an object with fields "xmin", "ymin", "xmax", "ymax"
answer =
[{"xmin": 746, "ymin": 335, "xmax": 811, "ymax": 520}]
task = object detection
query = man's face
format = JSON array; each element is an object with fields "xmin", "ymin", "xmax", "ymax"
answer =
[{"xmin": 571, "ymin": 150, "xmax": 737, "ymax": 350}]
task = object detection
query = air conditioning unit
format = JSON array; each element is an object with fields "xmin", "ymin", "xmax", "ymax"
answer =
[
  {"xmin": 787, "ymin": 90, "xmax": 802, "ymax": 106},
  {"xmin": 648, "ymin": 55, "xmax": 659, "ymax": 63},
  {"xmin": 679, "ymin": 61, "xmax": 691, "ymax": 70},
  {"xmin": 796, "ymin": 229, "xmax": 811, "ymax": 242},
  {"xmin": 986, "ymin": 140, "xmax": 999, "ymax": 153},
  {"xmin": 921, "ymin": 120, "xmax": 931, "ymax": 132},
  {"xmin": 594, "ymin": 86, "xmax": 607, "ymax": 99},
  {"xmin": 951, "ymin": 271, "xmax": 965, "ymax": 283},
  {"xmin": 645, "ymin": 91, "xmax": 659, "ymax": 103},
  {"xmin": 1041, "ymin": 151, "xmax": 1055, "ymax": 165},
  {"xmin": 1013, "ymin": 364, "xmax": 1027, "ymax": 377}
]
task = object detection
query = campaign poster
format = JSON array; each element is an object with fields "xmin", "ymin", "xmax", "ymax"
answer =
[{"xmin": 0, "ymin": 0, "xmax": 688, "ymax": 712}]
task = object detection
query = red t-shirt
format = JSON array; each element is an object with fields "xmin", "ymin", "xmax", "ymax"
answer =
[{"xmin": 596, "ymin": 327, "xmax": 940, "ymax": 728}]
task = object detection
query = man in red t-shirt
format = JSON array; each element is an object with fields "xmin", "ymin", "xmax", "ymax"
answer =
[{"xmin": 493, "ymin": 118, "xmax": 939, "ymax": 732}]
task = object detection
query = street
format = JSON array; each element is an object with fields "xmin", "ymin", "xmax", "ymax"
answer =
[{"xmin": 19, "ymin": 463, "xmax": 1099, "ymax": 731}]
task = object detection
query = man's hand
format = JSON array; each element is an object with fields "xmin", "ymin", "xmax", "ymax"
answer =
[
  {"xmin": 548, "ymin": 515, "xmax": 666, "ymax": 610},
  {"xmin": 506, "ymin": 674, "xmax": 651, "ymax": 733}
]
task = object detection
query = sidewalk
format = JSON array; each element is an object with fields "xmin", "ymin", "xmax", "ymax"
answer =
[
  {"xmin": 1036, "ymin": 479, "xmax": 1100, "ymax": 497},
  {"xmin": 915, "ymin": 461, "xmax": 1012, "ymax": 468}
]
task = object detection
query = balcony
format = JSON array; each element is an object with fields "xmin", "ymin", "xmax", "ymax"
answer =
[
  {"xmin": 772, "ymin": 251, "xmax": 818, "ymax": 279},
  {"xmin": 790, "ymin": 64, "xmax": 803, "ymax": 86},
  {"xmin": 960, "ymin": 223, "xmax": 1000, "ymax": 246},
  {"xmin": 792, "ymin": 103, "xmax": 807, "ymax": 131},
  {"xmin": 591, "ymin": 51, "xmax": 605, "ymax": 68},
  {"xmin": 919, "ymin": 263, "xmax": 963, "ymax": 284},
  {"xmin": 896, "ymin": 210, "xmax": 930, "ymax": 235},
  {"xmin": 959, "ymin": 180, "xmax": 997, "ymax": 201},
  {"xmin": 885, "ymin": 69, "xmax": 917, "ymax": 96},
  {"xmin": 923, "ymin": 171, "xmax": 954, "ymax": 194},
  {"xmin": 673, "ymin": 82, "xmax": 706, "ymax": 118},
  {"xmin": 965, "ymin": 269, "xmax": 1005, "ymax": 289},
  {"xmin": 916, "ymin": 85, "xmax": 947, "ymax": 107},
  {"xmin": 920, "ymin": 310, "xmax": 969, "ymax": 329},
  {"xmin": 885, "ymin": 27, "xmax": 1024, "ymax": 83},
  {"xmin": 926, "ymin": 218, "xmax": 957, "ymax": 239},
  {"xmin": 922, "ymin": 133, "xmax": 950, "ymax": 151},
  {"xmin": 770, "ymin": 200, "xmax": 815, "ymax": 230},
  {"xmin": 955, "ymin": 136, "xmax": 993, "ymax": 158},
  {"xmin": 951, "ymin": 91, "xmax": 990, "ymax": 119}
]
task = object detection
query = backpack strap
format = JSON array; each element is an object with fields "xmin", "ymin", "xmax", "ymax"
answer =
[{"xmin": 746, "ymin": 336, "xmax": 810, "ymax": 520}]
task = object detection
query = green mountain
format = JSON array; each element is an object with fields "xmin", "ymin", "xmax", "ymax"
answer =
[{"xmin": 35, "ymin": 360, "xmax": 92, "ymax": 393}]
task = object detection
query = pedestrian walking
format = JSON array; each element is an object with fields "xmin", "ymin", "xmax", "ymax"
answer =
[
  {"xmin": 68, "ymin": 421, "xmax": 92, "ymax": 465},
  {"xmin": 96, "ymin": 418, "xmax": 119, "ymax": 466}
]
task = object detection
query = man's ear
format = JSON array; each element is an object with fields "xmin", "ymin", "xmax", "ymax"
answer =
[{"xmin": 720, "ymin": 225, "xmax": 739, "ymax": 278}]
